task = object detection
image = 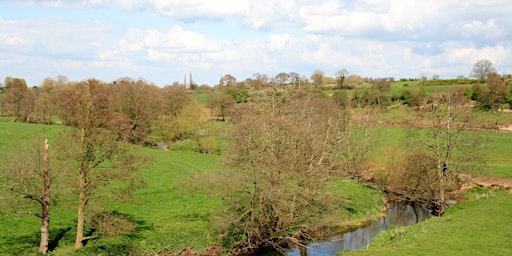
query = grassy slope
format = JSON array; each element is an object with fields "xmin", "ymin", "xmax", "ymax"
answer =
[
  {"xmin": 341, "ymin": 190, "xmax": 512, "ymax": 256},
  {"xmin": 1, "ymin": 82, "xmax": 510, "ymax": 254},
  {"xmin": 0, "ymin": 118, "xmax": 386, "ymax": 255},
  {"xmin": 372, "ymin": 126, "xmax": 512, "ymax": 178},
  {"xmin": 0, "ymin": 118, "xmax": 222, "ymax": 255},
  {"xmin": 339, "ymin": 125, "xmax": 512, "ymax": 255}
]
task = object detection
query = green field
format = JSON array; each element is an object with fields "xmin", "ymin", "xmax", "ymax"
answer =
[
  {"xmin": 338, "ymin": 125, "xmax": 512, "ymax": 255},
  {"xmin": 371, "ymin": 126, "xmax": 512, "ymax": 178},
  {"xmin": 341, "ymin": 190, "xmax": 512, "ymax": 256},
  {"xmin": 1, "ymin": 86, "xmax": 511, "ymax": 255},
  {"xmin": 0, "ymin": 118, "xmax": 386, "ymax": 255}
]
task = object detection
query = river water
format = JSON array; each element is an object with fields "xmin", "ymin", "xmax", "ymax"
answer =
[{"xmin": 286, "ymin": 202, "xmax": 433, "ymax": 256}]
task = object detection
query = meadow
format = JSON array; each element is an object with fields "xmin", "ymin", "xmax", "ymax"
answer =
[
  {"xmin": 0, "ymin": 117, "xmax": 385, "ymax": 255},
  {"xmin": 1, "ymin": 78, "xmax": 511, "ymax": 255},
  {"xmin": 341, "ymin": 190, "xmax": 512, "ymax": 256}
]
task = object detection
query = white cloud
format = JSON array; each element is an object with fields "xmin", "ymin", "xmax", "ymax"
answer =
[
  {"xmin": 119, "ymin": 25, "xmax": 220, "ymax": 64},
  {"xmin": 3, "ymin": 36, "xmax": 28, "ymax": 46},
  {"xmin": 443, "ymin": 44, "xmax": 511, "ymax": 65},
  {"xmin": 268, "ymin": 34, "xmax": 291, "ymax": 51},
  {"xmin": 2, "ymin": 0, "xmax": 512, "ymax": 86},
  {"xmin": 146, "ymin": 49, "xmax": 176, "ymax": 61}
]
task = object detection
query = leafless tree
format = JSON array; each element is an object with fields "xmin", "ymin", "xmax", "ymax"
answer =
[
  {"xmin": 0, "ymin": 138, "xmax": 53, "ymax": 254},
  {"xmin": 194, "ymin": 91, "xmax": 354, "ymax": 254},
  {"xmin": 310, "ymin": 69, "xmax": 324, "ymax": 87},
  {"xmin": 470, "ymin": 59, "xmax": 496, "ymax": 81},
  {"xmin": 57, "ymin": 79, "xmax": 149, "ymax": 249},
  {"xmin": 384, "ymin": 90, "xmax": 487, "ymax": 215}
]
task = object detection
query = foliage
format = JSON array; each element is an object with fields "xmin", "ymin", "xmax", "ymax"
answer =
[{"xmin": 155, "ymin": 100, "xmax": 206, "ymax": 142}]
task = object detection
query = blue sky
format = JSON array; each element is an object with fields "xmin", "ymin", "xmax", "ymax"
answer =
[{"xmin": 1, "ymin": 0, "xmax": 511, "ymax": 86}]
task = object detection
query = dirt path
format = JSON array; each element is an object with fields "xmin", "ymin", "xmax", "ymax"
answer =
[{"xmin": 459, "ymin": 174, "xmax": 512, "ymax": 193}]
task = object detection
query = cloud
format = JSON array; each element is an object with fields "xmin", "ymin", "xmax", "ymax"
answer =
[
  {"xmin": 1, "ymin": 0, "xmax": 511, "ymax": 86},
  {"xmin": 119, "ymin": 25, "xmax": 220, "ymax": 64}
]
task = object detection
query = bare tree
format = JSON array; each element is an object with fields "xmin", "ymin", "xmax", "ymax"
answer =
[
  {"xmin": 310, "ymin": 69, "xmax": 324, "ymax": 87},
  {"xmin": 470, "ymin": 59, "xmax": 496, "ymax": 81},
  {"xmin": 389, "ymin": 90, "xmax": 487, "ymax": 215},
  {"xmin": 194, "ymin": 91, "xmax": 351, "ymax": 254},
  {"xmin": 0, "ymin": 138, "xmax": 53, "ymax": 254},
  {"xmin": 111, "ymin": 78, "xmax": 163, "ymax": 144},
  {"xmin": 335, "ymin": 69, "xmax": 349, "ymax": 89},
  {"xmin": 57, "ymin": 79, "xmax": 148, "ymax": 249}
]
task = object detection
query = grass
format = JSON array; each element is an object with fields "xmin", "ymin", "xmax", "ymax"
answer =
[
  {"xmin": 333, "ymin": 180, "xmax": 385, "ymax": 220},
  {"xmin": 0, "ymin": 118, "xmax": 223, "ymax": 255},
  {"xmin": 340, "ymin": 190, "xmax": 512, "ymax": 256},
  {"xmin": 193, "ymin": 92, "xmax": 209, "ymax": 106},
  {"xmin": 370, "ymin": 126, "xmax": 512, "ymax": 179},
  {"xmin": 0, "ymin": 118, "xmax": 386, "ymax": 255},
  {"xmin": 1, "ymin": 107, "xmax": 511, "ymax": 255}
]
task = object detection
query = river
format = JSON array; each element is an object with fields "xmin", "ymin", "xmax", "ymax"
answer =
[{"xmin": 286, "ymin": 202, "xmax": 433, "ymax": 256}]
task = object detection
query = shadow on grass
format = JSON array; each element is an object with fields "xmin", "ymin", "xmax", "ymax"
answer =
[
  {"xmin": 78, "ymin": 211, "xmax": 152, "ymax": 254},
  {"xmin": 48, "ymin": 227, "xmax": 72, "ymax": 252},
  {"xmin": 0, "ymin": 233, "xmax": 39, "ymax": 255}
]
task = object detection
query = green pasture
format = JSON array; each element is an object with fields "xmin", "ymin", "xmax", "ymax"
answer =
[
  {"xmin": 0, "ymin": 111, "xmax": 510, "ymax": 255},
  {"xmin": 341, "ymin": 190, "xmax": 512, "ymax": 256},
  {"xmin": 372, "ymin": 126, "xmax": 512, "ymax": 178},
  {"xmin": 0, "ymin": 119, "xmax": 223, "ymax": 255},
  {"xmin": 0, "ymin": 118, "xmax": 386, "ymax": 255},
  {"xmin": 193, "ymin": 92, "xmax": 208, "ymax": 106}
]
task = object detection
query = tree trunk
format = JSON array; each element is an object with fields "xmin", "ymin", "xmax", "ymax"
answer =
[
  {"xmin": 39, "ymin": 206, "xmax": 50, "ymax": 254},
  {"xmin": 39, "ymin": 139, "xmax": 51, "ymax": 254},
  {"xmin": 75, "ymin": 172, "xmax": 86, "ymax": 249}
]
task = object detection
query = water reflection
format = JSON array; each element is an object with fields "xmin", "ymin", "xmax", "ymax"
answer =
[{"xmin": 286, "ymin": 203, "xmax": 432, "ymax": 256}]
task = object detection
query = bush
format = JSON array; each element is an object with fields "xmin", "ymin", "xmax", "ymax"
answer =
[{"xmin": 199, "ymin": 136, "xmax": 219, "ymax": 154}]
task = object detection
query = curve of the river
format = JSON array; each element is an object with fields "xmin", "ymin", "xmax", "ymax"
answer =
[{"xmin": 286, "ymin": 202, "xmax": 433, "ymax": 256}]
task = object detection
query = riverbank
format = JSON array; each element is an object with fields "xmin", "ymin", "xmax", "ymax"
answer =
[{"xmin": 340, "ymin": 189, "xmax": 512, "ymax": 255}]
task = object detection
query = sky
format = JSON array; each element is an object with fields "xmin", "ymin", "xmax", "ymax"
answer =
[{"xmin": 0, "ymin": 0, "xmax": 511, "ymax": 87}]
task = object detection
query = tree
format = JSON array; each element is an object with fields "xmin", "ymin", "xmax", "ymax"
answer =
[
  {"xmin": 195, "ymin": 92, "xmax": 351, "ymax": 253},
  {"xmin": 0, "ymin": 138, "xmax": 53, "ymax": 254},
  {"xmin": 288, "ymin": 72, "xmax": 303, "ymax": 88},
  {"xmin": 158, "ymin": 100, "xmax": 206, "ymax": 141},
  {"xmin": 1, "ymin": 76, "xmax": 34, "ymax": 121},
  {"xmin": 344, "ymin": 74, "xmax": 364, "ymax": 88},
  {"xmin": 220, "ymin": 74, "xmax": 237, "ymax": 87},
  {"xmin": 470, "ymin": 59, "xmax": 496, "ymax": 81},
  {"xmin": 335, "ymin": 69, "xmax": 349, "ymax": 89},
  {"xmin": 310, "ymin": 69, "xmax": 324, "ymax": 87},
  {"xmin": 372, "ymin": 77, "xmax": 392, "ymax": 92},
  {"xmin": 385, "ymin": 90, "xmax": 487, "ymax": 215},
  {"xmin": 57, "ymin": 79, "xmax": 148, "ymax": 249},
  {"xmin": 250, "ymin": 73, "xmax": 270, "ymax": 89},
  {"xmin": 161, "ymin": 86, "xmax": 194, "ymax": 118},
  {"xmin": 213, "ymin": 93, "xmax": 235, "ymax": 121},
  {"xmin": 273, "ymin": 72, "xmax": 291, "ymax": 86},
  {"xmin": 476, "ymin": 72, "xmax": 509, "ymax": 112},
  {"xmin": 112, "ymin": 78, "xmax": 162, "ymax": 144}
]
